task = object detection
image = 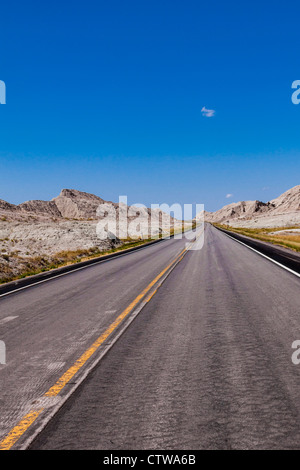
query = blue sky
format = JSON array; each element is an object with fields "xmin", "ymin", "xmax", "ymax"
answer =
[{"xmin": 0, "ymin": 0, "xmax": 299, "ymax": 212}]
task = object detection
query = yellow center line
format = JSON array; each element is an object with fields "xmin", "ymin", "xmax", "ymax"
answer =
[
  {"xmin": 0, "ymin": 408, "xmax": 44, "ymax": 451},
  {"xmin": 44, "ymin": 246, "xmax": 187, "ymax": 397},
  {"xmin": 146, "ymin": 288, "xmax": 158, "ymax": 303},
  {"xmin": 0, "ymin": 243, "xmax": 190, "ymax": 450}
]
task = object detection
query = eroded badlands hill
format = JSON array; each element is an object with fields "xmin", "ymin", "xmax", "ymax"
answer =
[
  {"xmin": 196, "ymin": 185, "xmax": 300, "ymax": 228},
  {"xmin": 0, "ymin": 189, "xmax": 185, "ymax": 283}
]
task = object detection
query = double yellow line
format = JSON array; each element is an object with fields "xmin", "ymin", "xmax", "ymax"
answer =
[{"xmin": 0, "ymin": 240, "xmax": 195, "ymax": 450}]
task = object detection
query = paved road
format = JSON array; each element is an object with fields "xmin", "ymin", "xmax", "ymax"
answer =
[
  {"xmin": 216, "ymin": 226, "xmax": 300, "ymax": 275},
  {"xmin": 29, "ymin": 224, "xmax": 300, "ymax": 450},
  {"xmin": 1, "ymin": 224, "xmax": 300, "ymax": 449},
  {"xmin": 0, "ymin": 231, "xmax": 194, "ymax": 447}
]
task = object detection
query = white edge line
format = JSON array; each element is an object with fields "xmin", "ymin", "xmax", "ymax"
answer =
[
  {"xmin": 0, "ymin": 238, "xmax": 171, "ymax": 299},
  {"xmin": 221, "ymin": 229, "xmax": 300, "ymax": 279},
  {"xmin": 0, "ymin": 230, "xmax": 199, "ymax": 299}
]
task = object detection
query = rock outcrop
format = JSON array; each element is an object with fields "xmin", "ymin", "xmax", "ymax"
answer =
[
  {"xmin": 0, "ymin": 189, "xmax": 187, "ymax": 282},
  {"xmin": 52, "ymin": 189, "xmax": 106, "ymax": 219},
  {"xmin": 195, "ymin": 185, "xmax": 300, "ymax": 228}
]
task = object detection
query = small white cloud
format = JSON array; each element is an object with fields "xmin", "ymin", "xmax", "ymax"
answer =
[
  {"xmin": 201, "ymin": 106, "xmax": 215, "ymax": 117},
  {"xmin": 226, "ymin": 193, "xmax": 233, "ymax": 198}
]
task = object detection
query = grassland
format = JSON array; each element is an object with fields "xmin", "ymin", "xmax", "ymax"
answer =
[{"xmin": 214, "ymin": 223, "xmax": 300, "ymax": 252}]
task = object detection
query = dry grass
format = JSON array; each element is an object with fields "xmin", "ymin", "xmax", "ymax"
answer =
[
  {"xmin": 0, "ymin": 222, "xmax": 198, "ymax": 285},
  {"xmin": 214, "ymin": 223, "xmax": 300, "ymax": 252},
  {"xmin": 0, "ymin": 238, "xmax": 154, "ymax": 285}
]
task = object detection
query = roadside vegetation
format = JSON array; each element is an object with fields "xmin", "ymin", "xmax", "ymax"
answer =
[
  {"xmin": 214, "ymin": 223, "xmax": 300, "ymax": 253},
  {"xmin": 0, "ymin": 238, "xmax": 156, "ymax": 285},
  {"xmin": 0, "ymin": 222, "xmax": 200, "ymax": 285}
]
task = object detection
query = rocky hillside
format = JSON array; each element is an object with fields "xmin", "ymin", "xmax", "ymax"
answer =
[
  {"xmin": 0, "ymin": 189, "xmax": 106, "ymax": 222},
  {"xmin": 0, "ymin": 188, "xmax": 183, "ymax": 230},
  {"xmin": 269, "ymin": 186, "xmax": 300, "ymax": 214},
  {"xmin": 0, "ymin": 189, "xmax": 186, "ymax": 283},
  {"xmin": 196, "ymin": 185, "xmax": 300, "ymax": 228},
  {"xmin": 52, "ymin": 189, "xmax": 106, "ymax": 219}
]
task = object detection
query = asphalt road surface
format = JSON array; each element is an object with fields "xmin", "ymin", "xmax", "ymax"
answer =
[{"xmin": 1, "ymin": 224, "xmax": 300, "ymax": 450}]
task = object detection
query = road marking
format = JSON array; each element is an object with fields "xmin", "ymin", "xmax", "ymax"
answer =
[
  {"xmin": 146, "ymin": 288, "xmax": 158, "ymax": 303},
  {"xmin": 0, "ymin": 230, "xmax": 203, "ymax": 450},
  {"xmin": 0, "ymin": 243, "xmax": 191, "ymax": 450},
  {"xmin": 0, "ymin": 316, "xmax": 18, "ymax": 325},
  {"xmin": 0, "ymin": 235, "xmax": 177, "ymax": 299},
  {"xmin": 44, "ymin": 246, "xmax": 187, "ymax": 398},
  {"xmin": 0, "ymin": 229, "xmax": 198, "ymax": 300},
  {"xmin": 222, "ymin": 230, "xmax": 300, "ymax": 278},
  {"xmin": 0, "ymin": 409, "xmax": 44, "ymax": 451}
]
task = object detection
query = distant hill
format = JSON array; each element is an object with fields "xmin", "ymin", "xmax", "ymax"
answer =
[
  {"xmin": 0, "ymin": 188, "xmax": 185, "ymax": 240},
  {"xmin": 195, "ymin": 185, "xmax": 300, "ymax": 228},
  {"xmin": 0, "ymin": 189, "xmax": 188, "ymax": 283}
]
